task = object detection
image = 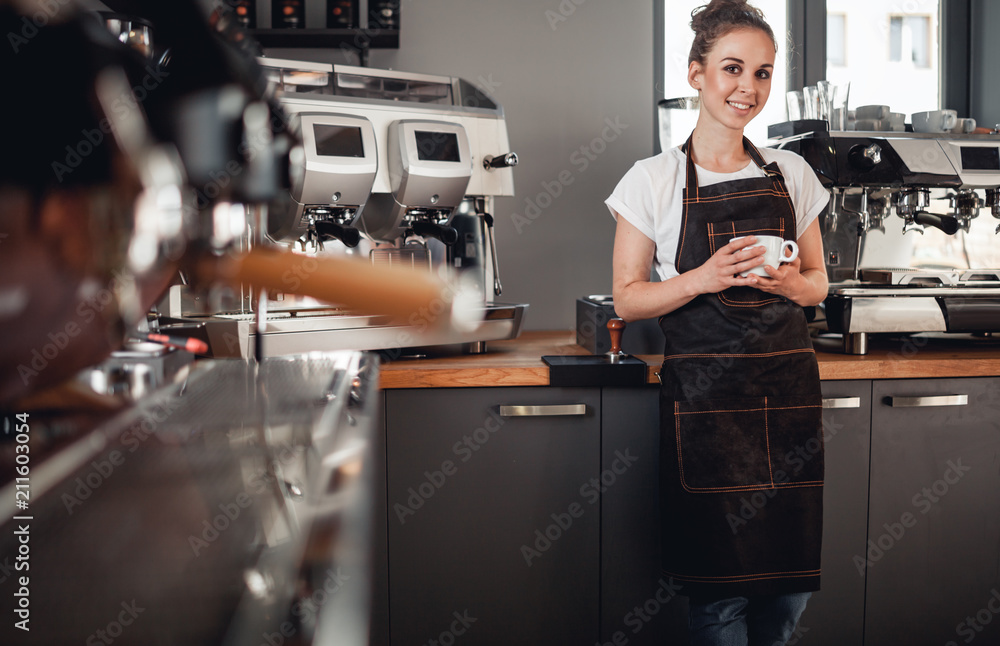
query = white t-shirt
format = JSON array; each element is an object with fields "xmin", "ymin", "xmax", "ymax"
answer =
[{"xmin": 606, "ymin": 146, "xmax": 829, "ymax": 280}]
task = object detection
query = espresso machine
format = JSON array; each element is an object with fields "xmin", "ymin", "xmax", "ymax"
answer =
[
  {"xmin": 775, "ymin": 127, "xmax": 1000, "ymax": 354},
  {"xmin": 160, "ymin": 60, "xmax": 526, "ymax": 357}
]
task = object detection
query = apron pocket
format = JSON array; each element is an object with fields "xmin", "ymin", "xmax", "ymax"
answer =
[
  {"xmin": 706, "ymin": 217, "xmax": 785, "ymax": 253},
  {"xmin": 707, "ymin": 217, "xmax": 787, "ymax": 308},
  {"xmin": 674, "ymin": 395, "xmax": 823, "ymax": 493}
]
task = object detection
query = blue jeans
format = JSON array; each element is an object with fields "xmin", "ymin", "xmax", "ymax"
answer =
[{"xmin": 688, "ymin": 593, "xmax": 811, "ymax": 646}]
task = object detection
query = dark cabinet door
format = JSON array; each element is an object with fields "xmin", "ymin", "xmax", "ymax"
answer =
[
  {"xmin": 600, "ymin": 386, "xmax": 689, "ymax": 646},
  {"xmin": 865, "ymin": 377, "xmax": 1000, "ymax": 646},
  {"xmin": 384, "ymin": 387, "xmax": 601, "ymax": 646},
  {"xmin": 795, "ymin": 380, "xmax": 872, "ymax": 646}
]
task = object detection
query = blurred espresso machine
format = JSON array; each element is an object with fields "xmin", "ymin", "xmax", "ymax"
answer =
[
  {"xmin": 776, "ymin": 128, "xmax": 1000, "ymax": 354},
  {"xmin": 161, "ymin": 61, "xmax": 525, "ymax": 357}
]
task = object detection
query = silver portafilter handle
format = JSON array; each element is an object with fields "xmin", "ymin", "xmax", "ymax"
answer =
[{"xmin": 895, "ymin": 189, "xmax": 963, "ymax": 235}]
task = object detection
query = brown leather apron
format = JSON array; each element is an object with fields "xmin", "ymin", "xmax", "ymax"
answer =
[{"xmin": 658, "ymin": 136, "xmax": 824, "ymax": 598}]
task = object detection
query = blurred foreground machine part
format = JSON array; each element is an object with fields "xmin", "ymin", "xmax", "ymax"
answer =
[
  {"xmin": 0, "ymin": 2, "xmax": 386, "ymax": 645},
  {"xmin": 0, "ymin": 351, "xmax": 379, "ymax": 646}
]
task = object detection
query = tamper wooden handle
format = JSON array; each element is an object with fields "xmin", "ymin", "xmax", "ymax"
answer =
[{"xmin": 607, "ymin": 318, "xmax": 626, "ymax": 356}]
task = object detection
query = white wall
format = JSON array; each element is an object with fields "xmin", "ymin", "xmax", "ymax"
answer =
[{"xmin": 268, "ymin": 0, "xmax": 655, "ymax": 330}]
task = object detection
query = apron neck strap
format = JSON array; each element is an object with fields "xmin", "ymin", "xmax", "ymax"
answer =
[{"xmin": 682, "ymin": 135, "xmax": 778, "ymax": 196}]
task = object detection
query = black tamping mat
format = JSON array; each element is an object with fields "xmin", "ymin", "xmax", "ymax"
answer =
[
  {"xmin": 543, "ymin": 317, "xmax": 648, "ymax": 387},
  {"xmin": 542, "ymin": 354, "xmax": 647, "ymax": 387}
]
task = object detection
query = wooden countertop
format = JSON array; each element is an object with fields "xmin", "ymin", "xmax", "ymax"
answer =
[{"xmin": 379, "ymin": 330, "xmax": 1000, "ymax": 389}]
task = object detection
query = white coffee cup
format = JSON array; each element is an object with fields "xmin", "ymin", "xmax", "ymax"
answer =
[
  {"xmin": 855, "ymin": 104, "xmax": 891, "ymax": 120},
  {"xmin": 731, "ymin": 235, "xmax": 799, "ymax": 277},
  {"xmin": 853, "ymin": 118, "xmax": 889, "ymax": 132},
  {"xmin": 912, "ymin": 110, "xmax": 958, "ymax": 133},
  {"xmin": 951, "ymin": 117, "xmax": 976, "ymax": 134}
]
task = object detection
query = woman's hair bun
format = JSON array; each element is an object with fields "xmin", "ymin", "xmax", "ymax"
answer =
[{"xmin": 688, "ymin": 0, "xmax": 776, "ymax": 65}]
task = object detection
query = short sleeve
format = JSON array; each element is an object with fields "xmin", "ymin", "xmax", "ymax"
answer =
[{"xmin": 605, "ymin": 163, "xmax": 656, "ymax": 242}]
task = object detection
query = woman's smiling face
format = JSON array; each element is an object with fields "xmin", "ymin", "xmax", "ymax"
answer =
[{"xmin": 688, "ymin": 28, "xmax": 775, "ymax": 133}]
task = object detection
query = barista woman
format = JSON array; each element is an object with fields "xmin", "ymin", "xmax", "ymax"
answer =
[{"xmin": 606, "ymin": 1, "xmax": 829, "ymax": 644}]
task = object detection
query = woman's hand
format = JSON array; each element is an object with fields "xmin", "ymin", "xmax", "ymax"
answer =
[
  {"xmin": 749, "ymin": 220, "xmax": 829, "ymax": 306},
  {"xmin": 691, "ymin": 235, "xmax": 767, "ymax": 294},
  {"xmin": 748, "ymin": 254, "xmax": 806, "ymax": 297}
]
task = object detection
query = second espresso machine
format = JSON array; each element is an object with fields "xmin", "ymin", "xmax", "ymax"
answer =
[
  {"xmin": 160, "ymin": 61, "xmax": 526, "ymax": 357},
  {"xmin": 775, "ymin": 127, "xmax": 1000, "ymax": 354}
]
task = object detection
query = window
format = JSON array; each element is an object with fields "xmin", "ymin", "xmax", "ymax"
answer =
[
  {"xmin": 890, "ymin": 15, "xmax": 931, "ymax": 67},
  {"xmin": 827, "ymin": 13, "xmax": 846, "ymax": 67},
  {"xmin": 825, "ymin": 1, "xmax": 939, "ymax": 119}
]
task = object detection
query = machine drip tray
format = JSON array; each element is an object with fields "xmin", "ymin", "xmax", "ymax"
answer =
[{"xmin": 859, "ymin": 267, "xmax": 1000, "ymax": 286}]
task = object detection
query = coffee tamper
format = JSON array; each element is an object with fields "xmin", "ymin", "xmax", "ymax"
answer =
[{"xmin": 607, "ymin": 317, "xmax": 627, "ymax": 363}]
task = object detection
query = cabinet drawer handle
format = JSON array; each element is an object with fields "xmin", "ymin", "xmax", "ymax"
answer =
[
  {"xmin": 499, "ymin": 404, "xmax": 587, "ymax": 417},
  {"xmin": 822, "ymin": 397, "xmax": 861, "ymax": 409},
  {"xmin": 888, "ymin": 395, "xmax": 969, "ymax": 408}
]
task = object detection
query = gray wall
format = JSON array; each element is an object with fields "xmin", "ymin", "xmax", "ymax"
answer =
[
  {"xmin": 268, "ymin": 0, "xmax": 655, "ymax": 330},
  {"xmin": 970, "ymin": 1, "xmax": 1000, "ymax": 130}
]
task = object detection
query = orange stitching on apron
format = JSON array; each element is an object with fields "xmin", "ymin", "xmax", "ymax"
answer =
[
  {"xmin": 679, "ymin": 481, "xmax": 824, "ymax": 493},
  {"xmin": 685, "ymin": 188, "xmax": 786, "ymax": 200},
  {"xmin": 683, "ymin": 188, "xmax": 787, "ymax": 204},
  {"xmin": 677, "ymin": 188, "xmax": 691, "ymax": 270},
  {"xmin": 661, "ymin": 568, "xmax": 821, "ymax": 583},
  {"xmin": 764, "ymin": 396, "xmax": 775, "ymax": 486},
  {"xmin": 708, "ymin": 225, "xmax": 781, "ymax": 238},
  {"xmin": 675, "ymin": 404, "xmax": 820, "ymax": 415},
  {"xmin": 718, "ymin": 294, "xmax": 783, "ymax": 307},
  {"xmin": 674, "ymin": 400, "xmax": 688, "ymax": 489}
]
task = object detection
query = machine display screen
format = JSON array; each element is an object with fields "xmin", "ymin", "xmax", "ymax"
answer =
[
  {"xmin": 960, "ymin": 146, "xmax": 1000, "ymax": 170},
  {"xmin": 414, "ymin": 130, "xmax": 461, "ymax": 162},
  {"xmin": 313, "ymin": 124, "xmax": 365, "ymax": 158}
]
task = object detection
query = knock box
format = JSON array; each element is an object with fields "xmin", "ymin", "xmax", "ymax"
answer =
[{"xmin": 575, "ymin": 296, "xmax": 663, "ymax": 355}]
